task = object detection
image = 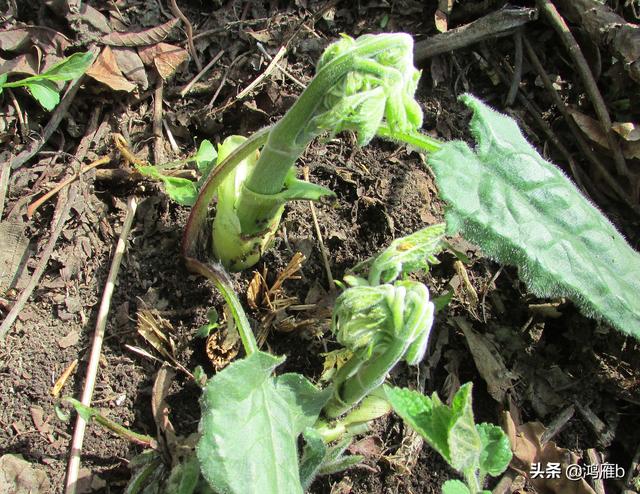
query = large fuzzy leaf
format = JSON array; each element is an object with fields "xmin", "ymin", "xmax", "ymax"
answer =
[
  {"xmin": 428, "ymin": 94, "xmax": 640, "ymax": 337},
  {"xmin": 197, "ymin": 351, "xmax": 331, "ymax": 494}
]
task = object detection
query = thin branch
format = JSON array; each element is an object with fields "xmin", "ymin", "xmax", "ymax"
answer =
[
  {"xmin": 168, "ymin": 0, "xmax": 202, "ymax": 71},
  {"xmin": 179, "ymin": 49, "xmax": 225, "ymax": 97},
  {"xmin": 536, "ymin": 0, "xmax": 630, "ymax": 179},
  {"xmin": 522, "ymin": 34, "xmax": 640, "ymax": 214},
  {"xmin": 64, "ymin": 196, "xmax": 138, "ymax": 494},
  {"xmin": 27, "ymin": 156, "xmax": 110, "ymax": 218},
  {"xmin": 505, "ymin": 30, "xmax": 522, "ymax": 106},
  {"xmin": 153, "ymin": 79, "xmax": 164, "ymax": 164},
  {"xmin": 0, "ymin": 161, "xmax": 10, "ymax": 220},
  {"xmin": 0, "ymin": 186, "xmax": 77, "ymax": 339}
]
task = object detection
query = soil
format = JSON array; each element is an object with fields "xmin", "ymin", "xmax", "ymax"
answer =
[{"xmin": 1, "ymin": 1, "xmax": 640, "ymax": 493}]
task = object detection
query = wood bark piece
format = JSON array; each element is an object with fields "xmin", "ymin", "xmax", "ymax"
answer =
[
  {"xmin": 414, "ymin": 6, "xmax": 538, "ymax": 64},
  {"xmin": 554, "ymin": 0, "xmax": 640, "ymax": 84}
]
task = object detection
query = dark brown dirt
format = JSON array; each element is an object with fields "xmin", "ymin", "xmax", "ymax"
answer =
[{"xmin": 1, "ymin": 1, "xmax": 640, "ymax": 493}]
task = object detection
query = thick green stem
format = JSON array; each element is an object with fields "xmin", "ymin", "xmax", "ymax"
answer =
[
  {"xmin": 324, "ymin": 337, "xmax": 409, "ymax": 418},
  {"xmin": 235, "ymin": 34, "xmax": 416, "ymax": 239}
]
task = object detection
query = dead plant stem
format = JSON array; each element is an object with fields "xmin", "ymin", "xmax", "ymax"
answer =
[
  {"xmin": 0, "ymin": 186, "xmax": 77, "ymax": 339},
  {"xmin": 536, "ymin": 0, "xmax": 630, "ymax": 179},
  {"xmin": 64, "ymin": 196, "xmax": 138, "ymax": 494}
]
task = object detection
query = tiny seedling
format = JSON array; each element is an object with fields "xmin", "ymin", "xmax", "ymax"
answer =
[
  {"xmin": 0, "ymin": 52, "xmax": 93, "ymax": 110},
  {"xmin": 385, "ymin": 383, "xmax": 512, "ymax": 494}
]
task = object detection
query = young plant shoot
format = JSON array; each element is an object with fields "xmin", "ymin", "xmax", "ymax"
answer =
[{"xmin": 184, "ymin": 33, "xmax": 429, "ymax": 270}]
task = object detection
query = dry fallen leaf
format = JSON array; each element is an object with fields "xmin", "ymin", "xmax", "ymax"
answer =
[
  {"xmin": 569, "ymin": 109, "xmax": 639, "ymax": 159},
  {"xmin": 86, "ymin": 46, "xmax": 136, "ymax": 92},
  {"xmin": 247, "ymin": 270, "xmax": 266, "ymax": 310},
  {"xmin": 138, "ymin": 42, "xmax": 189, "ymax": 80},
  {"xmin": 456, "ymin": 317, "xmax": 516, "ymax": 403},
  {"xmin": 611, "ymin": 121, "xmax": 640, "ymax": 141},
  {"xmin": 112, "ymin": 47, "xmax": 148, "ymax": 90},
  {"xmin": 0, "ymin": 454, "xmax": 50, "ymax": 493},
  {"xmin": 504, "ymin": 412, "xmax": 596, "ymax": 494},
  {"xmin": 57, "ymin": 329, "xmax": 80, "ymax": 349}
]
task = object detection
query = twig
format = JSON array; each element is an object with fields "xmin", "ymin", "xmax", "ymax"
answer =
[
  {"xmin": 208, "ymin": 52, "xmax": 249, "ymax": 107},
  {"xmin": 302, "ymin": 167, "xmax": 334, "ymax": 291},
  {"xmin": 586, "ymin": 449, "xmax": 606, "ymax": 494},
  {"xmin": 168, "ymin": 0, "xmax": 202, "ymax": 71},
  {"xmin": 236, "ymin": 46, "xmax": 287, "ymax": 100},
  {"xmin": 6, "ymin": 88, "xmax": 27, "ymax": 139},
  {"xmin": 522, "ymin": 34, "xmax": 640, "ymax": 214},
  {"xmin": 64, "ymin": 196, "xmax": 138, "ymax": 494},
  {"xmin": 8, "ymin": 46, "xmax": 98, "ymax": 170},
  {"xmin": 162, "ymin": 119, "xmax": 180, "ymax": 154},
  {"xmin": 481, "ymin": 46, "xmax": 592, "ymax": 196},
  {"xmin": 505, "ymin": 30, "xmax": 522, "ymax": 106},
  {"xmin": 153, "ymin": 79, "xmax": 164, "ymax": 164},
  {"xmin": 414, "ymin": 6, "xmax": 537, "ymax": 64},
  {"xmin": 492, "ymin": 470, "xmax": 517, "ymax": 494},
  {"xmin": 0, "ymin": 161, "xmax": 10, "ymax": 220},
  {"xmin": 540, "ymin": 404, "xmax": 575, "ymax": 444},
  {"xmin": 27, "ymin": 156, "xmax": 110, "ymax": 218},
  {"xmin": 256, "ymin": 42, "xmax": 306, "ymax": 89},
  {"xmin": 95, "ymin": 168, "xmax": 196, "ymax": 181},
  {"xmin": 179, "ymin": 49, "xmax": 224, "ymax": 97},
  {"xmin": 0, "ymin": 186, "xmax": 77, "ymax": 339},
  {"xmin": 536, "ymin": 0, "xmax": 630, "ymax": 179}
]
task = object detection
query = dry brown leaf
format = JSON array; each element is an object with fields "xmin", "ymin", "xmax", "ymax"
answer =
[
  {"xmin": 0, "ymin": 219, "xmax": 29, "ymax": 294},
  {"xmin": 611, "ymin": 121, "xmax": 640, "ymax": 141},
  {"xmin": 57, "ymin": 329, "xmax": 80, "ymax": 349},
  {"xmin": 247, "ymin": 270, "xmax": 265, "ymax": 310},
  {"xmin": 504, "ymin": 412, "xmax": 596, "ymax": 494},
  {"xmin": 138, "ymin": 42, "xmax": 189, "ymax": 80},
  {"xmin": 246, "ymin": 29, "xmax": 272, "ymax": 44},
  {"xmin": 86, "ymin": 46, "xmax": 136, "ymax": 92},
  {"xmin": 99, "ymin": 18, "xmax": 180, "ymax": 47},
  {"xmin": 0, "ymin": 53, "xmax": 38, "ymax": 76},
  {"xmin": 137, "ymin": 309, "xmax": 176, "ymax": 360},
  {"xmin": 206, "ymin": 328, "xmax": 240, "ymax": 371},
  {"xmin": 152, "ymin": 366, "xmax": 178, "ymax": 450},
  {"xmin": 434, "ymin": 10, "xmax": 448, "ymax": 32},
  {"xmin": 0, "ymin": 27, "xmax": 70, "ymax": 54},
  {"xmin": 456, "ymin": 318, "xmax": 516, "ymax": 403},
  {"xmin": 349, "ymin": 436, "xmax": 383, "ymax": 459},
  {"xmin": 0, "ymin": 454, "xmax": 50, "ymax": 493},
  {"xmin": 568, "ymin": 109, "xmax": 609, "ymax": 148},
  {"xmin": 570, "ymin": 109, "xmax": 640, "ymax": 159},
  {"xmin": 268, "ymin": 252, "xmax": 305, "ymax": 296},
  {"xmin": 112, "ymin": 47, "xmax": 148, "ymax": 89}
]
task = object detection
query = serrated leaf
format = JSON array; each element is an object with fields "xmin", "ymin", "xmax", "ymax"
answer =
[
  {"xmin": 368, "ymin": 223, "xmax": 446, "ymax": 284},
  {"xmin": 26, "ymin": 79, "xmax": 60, "ymax": 110},
  {"xmin": 197, "ymin": 351, "xmax": 331, "ymax": 494},
  {"xmin": 299, "ymin": 428, "xmax": 327, "ymax": 490},
  {"xmin": 384, "ymin": 383, "xmax": 481, "ymax": 472},
  {"xmin": 428, "ymin": 94, "xmax": 640, "ymax": 337},
  {"xmin": 476, "ymin": 423, "xmax": 512, "ymax": 478},
  {"xmin": 442, "ymin": 480, "xmax": 471, "ymax": 494}
]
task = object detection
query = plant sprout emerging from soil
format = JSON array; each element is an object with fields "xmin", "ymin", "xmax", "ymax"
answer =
[{"xmin": 182, "ymin": 32, "xmax": 438, "ymax": 271}]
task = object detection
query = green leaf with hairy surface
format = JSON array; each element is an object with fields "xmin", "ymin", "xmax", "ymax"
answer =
[
  {"xmin": 476, "ymin": 423, "xmax": 512, "ymax": 478},
  {"xmin": 299, "ymin": 428, "xmax": 327, "ymax": 490},
  {"xmin": 442, "ymin": 480, "xmax": 471, "ymax": 494},
  {"xmin": 352, "ymin": 223, "xmax": 445, "ymax": 285},
  {"xmin": 428, "ymin": 94, "xmax": 640, "ymax": 337},
  {"xmin": 384, "ymin": 383, "xmax": 481, "ymax": 472},
  {"xmin": 197, "ymin": 350, "xmax": 331, "ymax": 494}
]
